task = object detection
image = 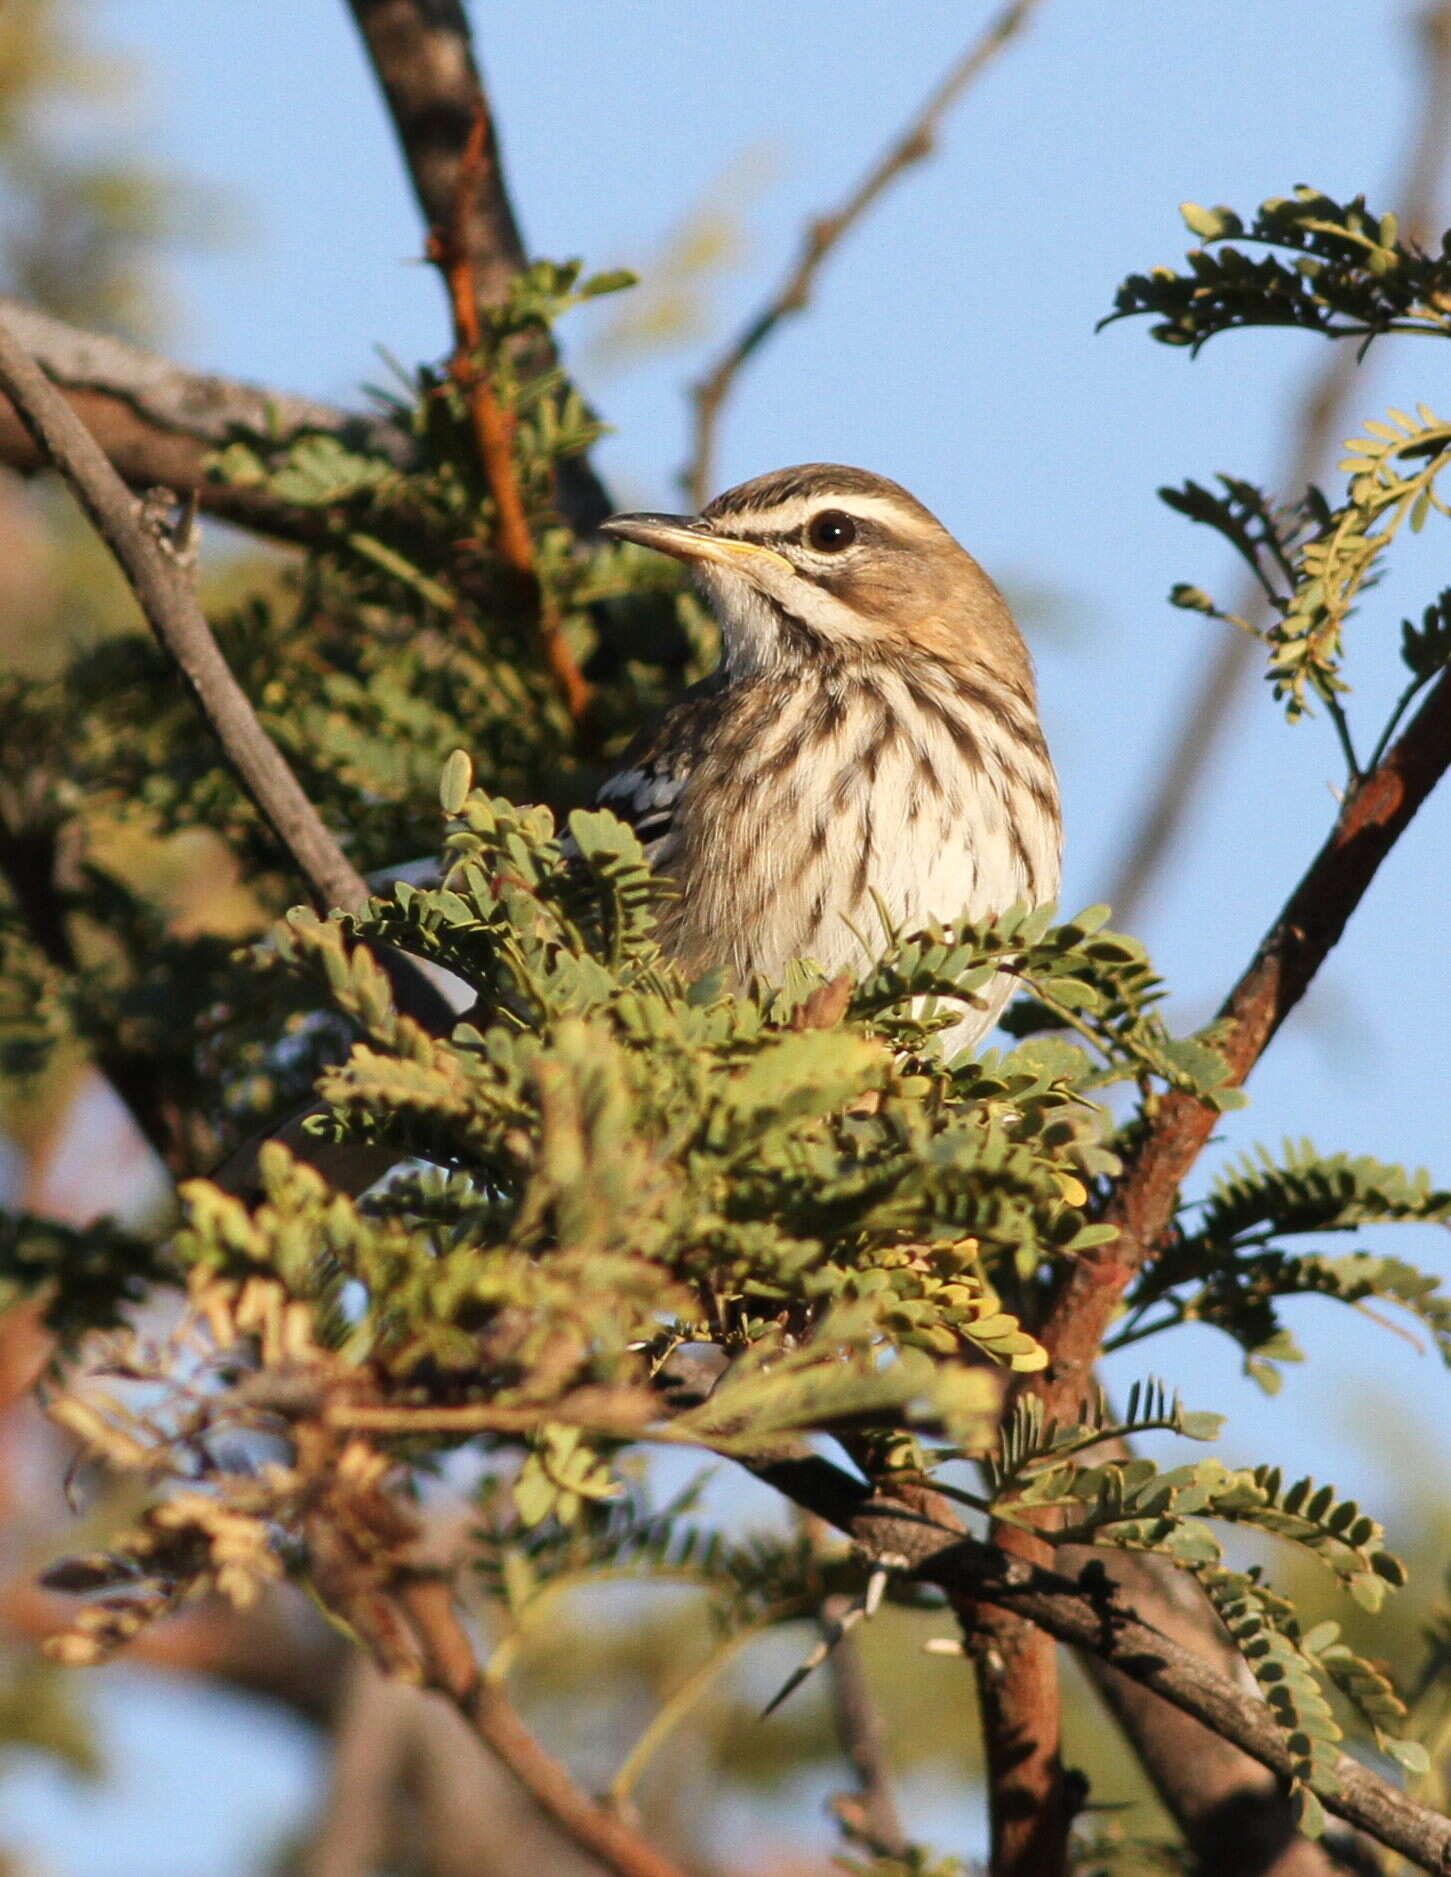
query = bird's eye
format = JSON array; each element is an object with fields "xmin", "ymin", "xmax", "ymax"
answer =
[{"xmin": 806, "ymin": 509, "xmax": 857, "ymax": 553}]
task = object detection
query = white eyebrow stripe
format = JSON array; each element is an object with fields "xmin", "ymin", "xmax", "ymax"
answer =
[{"xmin": 716, "ymin": 492, "xmax": 944, "ymax": 539}]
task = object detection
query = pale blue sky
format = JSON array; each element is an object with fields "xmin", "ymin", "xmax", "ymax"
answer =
[{"xmin": 13, "ymin": 3, "xmax": 1451, "ymax": 1869}]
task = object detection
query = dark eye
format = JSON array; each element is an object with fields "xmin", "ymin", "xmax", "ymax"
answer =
[{"xmin": 806, "ymin": 509, "xmax": 856, "ymax": 553}]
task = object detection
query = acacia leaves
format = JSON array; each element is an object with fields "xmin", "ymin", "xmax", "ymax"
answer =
[
  {"xmin": 214, "ymin": 782, "xmax": 1117, "ymax": 1412},
  {"xmin": 1115, "ymin": 1143, "xmax": 1451, "ymax": 1386},
  {"xmin": 1106, "ymin": 188, "xmax": 1451, "ymax": 353},
  {"xmin": 1114, "ymin": 190, "xmax": 1451, "ymax": 771}
]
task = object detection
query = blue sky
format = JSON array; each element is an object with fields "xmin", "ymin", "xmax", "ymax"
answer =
[{"xmin": 14, "ymin": 3, "xmax": 1451, "ymax": 1869}]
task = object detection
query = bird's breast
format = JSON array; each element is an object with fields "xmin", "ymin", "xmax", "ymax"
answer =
[{"xmin": 659, "ymin": 669, "xmax": 1061, "ymax": 1007}]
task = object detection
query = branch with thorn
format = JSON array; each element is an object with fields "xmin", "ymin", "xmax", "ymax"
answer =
[{"xmin": 743, "ymin": 1449, "xmax": 1451, "ymax": 1873}]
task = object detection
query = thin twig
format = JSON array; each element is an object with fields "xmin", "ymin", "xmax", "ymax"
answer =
[
  {"xmin": 744, "ymin": 1451, "xmax": 1451, "ymax": 1873},
  {"xmin": 820, "ymin": 1590, "xmax": 909, "ymax": 1859},
  {"xmin": 0, "ymin": 314, "xmax": 370, "ymax": 918},
  {"xmin": 796, "ymin": 1510, "xmax": 908, "ymax": 1860},
  {"xmin": 684, "ymin": 0, "xmax": 1046, "ymax": 508},
  {"xmin": 395, "ymin": 1576, "xmax": 694, "ymax": 1877},
  {"xmin": 0, "ymin": 312, "xmax": 460, "ymax": 1072},
  {"xmin": 426, "ymin": 108, "xmax": 592, "ymax": 725},
  {"xmin": 345, "ymin": 0, "xmax": 609, "ymax": 531},
  {"xmin": 609, "ymin": 1604, "xmax": 810, "ymax": 1809},
  {"xmin": 1106, "ymin": 0, "xmax": 1451, "ymax": 923}
]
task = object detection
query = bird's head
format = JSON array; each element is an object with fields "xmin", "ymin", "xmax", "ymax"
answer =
[{"xmin": 600, "ymin": 463, "xmax": 1031, "ymax": 689}]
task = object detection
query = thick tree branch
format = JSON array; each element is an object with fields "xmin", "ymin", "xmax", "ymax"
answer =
[
  {"xmin": 748, "ymin": 1454, "xmax": 1451, "ymax": 1874},
  {"xmin": 1106, "ymin": 0, "xmax": 1451, "ymax": 921},
  {"xmin": 0, "ymin": 296, "xmax": 411, "ymax": 547},
  {"xmin": 973, "ymin": 594, "xmax": 1451, "ymax": 1873},
  {"xmin": 684, "ymin": 0, "xmax": 1047, "ymax": 509},
  {"xmin": 1064, "ymin": 1547, "xmax": 1344, "ymax": 1877},
  {"xmin": 345, "ymin": 0, "xmax": 609, "ymax": 532}
]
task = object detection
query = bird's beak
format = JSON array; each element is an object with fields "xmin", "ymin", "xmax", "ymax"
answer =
[{"xmin": 600, "ymin": 512, "xmax": 792, "ymax": 575}]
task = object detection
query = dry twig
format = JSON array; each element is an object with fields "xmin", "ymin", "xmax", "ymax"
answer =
[
  {"xmin": 684, "ymin": 0, "xmax": 1046, "ymax": 509},
  {"xmin": 0, "ymin": 295, "xmax": 409, "ymax": 547}
]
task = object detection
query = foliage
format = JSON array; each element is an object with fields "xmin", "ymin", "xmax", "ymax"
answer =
[
  {"xmin": 1104, "ymin": 187, "xmax": 1451, "ymax": 354},
  {"xmin": 4, "ymin": 168, "xmax": 1451, "ymax": 1873},
  {"xmin": 1112, "ymin": 1144, "xmax": 1451, "ymax": 1387}
]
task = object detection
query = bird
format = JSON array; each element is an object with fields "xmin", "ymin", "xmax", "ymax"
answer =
[
  {"xmin": 597, "ymin": 463, "xmax": 1061, "ymax": 1053},
  {"xmin": 218, "ymin": 464, "xmax": 1058, "ymax": 1198}
]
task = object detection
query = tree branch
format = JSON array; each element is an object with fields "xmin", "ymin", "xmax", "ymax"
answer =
[
  {"xmin": 971, "ymin": 582, "xmax": 1451, "ymax": 1873},
  {"xmin": 1105, "ymin": 0, "xmax": 1451, "ymax": 922},
  {"xmin": 0, "ymin": 295, "xmax": 411, "ymax": 547},
  {"xmin": 0, "ymin": 311, "xmax": 373, "ymax": 918},
  {"xmin": 427, "ymin": 107, "xmax": 592, "ymax": 724},
  {"xmin": 684, "ymin": 0, "xmax": 1047, "ymax": 509},
  {"xmin": 0, "ymin": 309, "xmax": 461, "ymax": 1072},
  {"xmin": 975, "ymin": 19, "xmax": 1451, "ymax": 1858},
  {"xmin": 396, "ymin": 1576, "xmax": 695, "ymax": 1877},
  {"xmin": 1061, "ymin": 1548, "xmax": 1345, "ymax": 1877},
  {"xmin": 344, "ymin": 0, "xmax": 609, "ymax": 532},
  {"xmin": 1047, "ymin": 660, "xmax": 1451, "ymax": 1399},
  {"xmin": 748, "ymin": 1454, "xmax": 1451, "ymax": 1874}
]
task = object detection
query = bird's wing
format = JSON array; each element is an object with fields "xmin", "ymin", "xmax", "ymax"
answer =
[
  {"xmin": 594, "ymin": 750, "xmax": 690, "ymax": 865},
  {"xmin": 590, "ymin": 677, "xmax": 725, "ymax": 866}
]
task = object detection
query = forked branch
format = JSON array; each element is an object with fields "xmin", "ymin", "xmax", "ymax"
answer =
[{"xmin": 748, "ymin": 1452, "xmax": 1451, "ymax": 1872}]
